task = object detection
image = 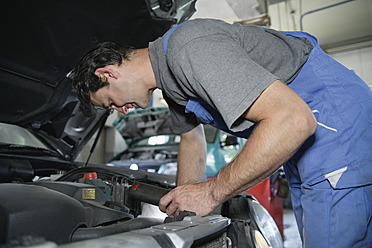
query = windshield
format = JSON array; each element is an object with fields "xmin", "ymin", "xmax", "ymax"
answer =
[{"xmin": 0, "ymin": 123, "xmax": 48, "ymax": 149}]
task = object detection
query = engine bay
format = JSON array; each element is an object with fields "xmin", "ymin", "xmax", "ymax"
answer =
[{"xmin": 0, "ymin": 159, "xmax": 282, "ymax": 248}]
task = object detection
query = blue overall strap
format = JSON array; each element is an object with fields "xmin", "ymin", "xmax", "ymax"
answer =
[
  {"xmin": 185, "ymin": 98, "xmax": 254, "ymax": 139},
  {"xmin": 163, "ymin": 21, "xmax": 188, "ymax": 55}
]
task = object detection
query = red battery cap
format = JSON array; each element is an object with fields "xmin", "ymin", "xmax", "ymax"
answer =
[{"xmin": 84, "ymin": 172, "xmax": 97, "ymax": 181}]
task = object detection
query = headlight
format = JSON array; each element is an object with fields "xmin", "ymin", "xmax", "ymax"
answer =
[
  {"xmin": 253, "ymin": 229, "xmax": 269, "ymax": 248},
  {"xmin": 249, "ymin": 198, "xmax": 283, "ymax": 248}
]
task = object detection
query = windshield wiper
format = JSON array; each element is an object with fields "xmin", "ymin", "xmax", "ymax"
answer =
[{"xmin": 0, "ymin": 144, "xmax": 61, "ymax": 158}]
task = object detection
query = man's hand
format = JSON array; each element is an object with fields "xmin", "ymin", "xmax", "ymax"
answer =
[{"xmin": 159, "ymin": 180, "xmax": 219, "ymax": 216}]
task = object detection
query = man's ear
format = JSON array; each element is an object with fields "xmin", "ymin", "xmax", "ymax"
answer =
[{"xmin": 95, "ymin": 67, "xmax": 118, "ymax": 81}]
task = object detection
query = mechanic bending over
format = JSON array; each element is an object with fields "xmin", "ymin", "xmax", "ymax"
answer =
[{"xmin": 71, "ymin": 19, "xmax": 372, "ymax": 247}]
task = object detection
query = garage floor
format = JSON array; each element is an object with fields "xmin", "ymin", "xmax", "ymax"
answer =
[{"xmin": 283, "ymin": 208, "xmax": 302, "ymax": 248}]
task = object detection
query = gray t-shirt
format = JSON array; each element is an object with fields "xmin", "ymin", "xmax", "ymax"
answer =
[{"xmin": 149, "ymin": 19, "xmax": 313, "ymax": 134}]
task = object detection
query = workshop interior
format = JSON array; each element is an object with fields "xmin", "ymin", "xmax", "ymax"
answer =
[{"xmin": 0, "ymin": 0, "xmax": 371, "ymax": 248}]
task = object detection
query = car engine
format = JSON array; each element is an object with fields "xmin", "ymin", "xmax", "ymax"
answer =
[{"xmin": 0, "ymin": 161, "xmax": 282, "ymax": 248}]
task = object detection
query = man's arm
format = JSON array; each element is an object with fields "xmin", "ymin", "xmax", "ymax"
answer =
[
  {"xmin": 159, "ymin": 80, "xmax": 317, "ymax": 216},
  {"xmin": 177, "ymin": 124, "xmax": 207, "ymax": 185},
  {"xmin": 208, "ymin": 80, "xmax": 317, "ymax": 203}
]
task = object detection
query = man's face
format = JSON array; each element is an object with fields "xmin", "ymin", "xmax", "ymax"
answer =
[{"xmin": 90, "ymin": 64, "xmax": 154, "ymax": 114}]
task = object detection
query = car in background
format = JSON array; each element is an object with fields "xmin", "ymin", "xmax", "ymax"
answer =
[
  {"xmin": 109, "ymin": 107, "xmax": 244, "ymax": 179},
  {"xmin": 0, "ymin": 0, "xmax": 283, "ymax": 247}
]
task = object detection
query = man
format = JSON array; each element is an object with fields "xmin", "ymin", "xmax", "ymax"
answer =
[{"xmin": 71, "ymin": 19, "xmax": 372, "ymax": 247}]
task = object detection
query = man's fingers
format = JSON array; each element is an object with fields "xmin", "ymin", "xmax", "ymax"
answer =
[
  {"xmin": 159, "ymin": 189, "xmax": 181, "ymax": 216},
  {"xmin": 166, "ymin": 202, "xmax": 179, "ymax": 216},
  {"xmin": 159, "ymin": 183, "xmax": 216, "ymax": 217},
  {"xmin": 159, "ymin": 190, "xmax": 174, "ymax": 212}
]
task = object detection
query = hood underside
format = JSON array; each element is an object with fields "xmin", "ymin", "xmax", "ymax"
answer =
[
  {"xmin": 0, "ymin": 0, "xmax": 175, "ymax": 125},
  {"xmin": 0, "ymin": 0, "xmax": 196, "ymax": 158}
]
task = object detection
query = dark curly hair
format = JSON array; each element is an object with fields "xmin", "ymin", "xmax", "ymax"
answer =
[{"xmin": 70, "ymin": 42, "xmax": 134, "ymax": 116}]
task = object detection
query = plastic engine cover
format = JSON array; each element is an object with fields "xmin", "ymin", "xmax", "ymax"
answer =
[{"xmin": 0, "ymin": 183, "xmax": 87, "ymax": 245}]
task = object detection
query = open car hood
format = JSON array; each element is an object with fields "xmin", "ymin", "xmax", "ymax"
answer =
[{"xmin": 0, "ymin": 0, "xmax": 196, "ymax": 159}]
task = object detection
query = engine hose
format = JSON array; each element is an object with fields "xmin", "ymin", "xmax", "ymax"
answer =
[
  {"xmin": 71, "ymin": 217, "xmax": 163, "ymax": 241},
  {"xmin": 128, "ymin": 182, "xmax": 172, "ymax": 206}
]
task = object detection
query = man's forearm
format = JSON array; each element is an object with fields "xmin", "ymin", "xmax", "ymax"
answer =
[
  {"xmin": 208, "ymin": 116, "xmax": 310, "ymax": 203},
  {"xmin": 208, "ymin": 81, "xmax": 317, "ymax": 204},
  {"xmin": 177, "ymin": 124, "xmax": 207, "ymax": 185}
]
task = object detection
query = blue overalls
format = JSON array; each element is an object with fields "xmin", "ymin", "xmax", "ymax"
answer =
[{"xmin": 164, "ymin": 24, "xmax": 372, "ymax": 247}]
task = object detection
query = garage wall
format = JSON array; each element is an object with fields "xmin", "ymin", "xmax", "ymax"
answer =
[
  {"xmin": 328, "ymin": 45, "xmax": 372, "ymax": 88},
  {"xmin": 267, "ymin": 0, "xmax": 372, "ymax": 88},
  {"xmin": 268, "ymin": 0, "xmax": 372, "ymax": 43}
]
